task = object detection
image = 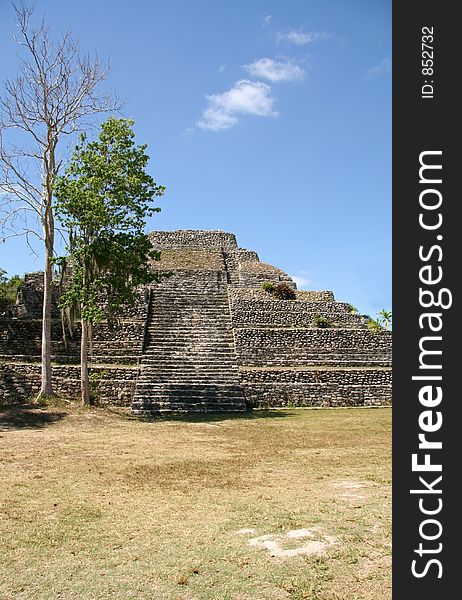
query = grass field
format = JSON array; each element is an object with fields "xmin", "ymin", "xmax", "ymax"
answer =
[{"xmin": 0, "ymin": 404, "xmax": 391, "ymax": 600}]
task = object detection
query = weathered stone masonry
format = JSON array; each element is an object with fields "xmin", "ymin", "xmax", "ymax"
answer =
[{"xmin": 0, "ymin": 230, "xmax": 392, "ymax": 412}]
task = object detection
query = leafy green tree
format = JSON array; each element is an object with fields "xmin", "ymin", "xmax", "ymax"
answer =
[
  {"xmin": 55, "ymin": 117, "xmax": 166, "ymax": 405},
  {"xmin": 0, "ymin": 270, "xmax": 23, "ymax": 314},
  {"xmin": 347, "ymin": 303, "xmax": 358, "ymax": 315},
  {"xmin": 367, "ymin": 309, "xmax": 392, "ymax": 333},
  {"xmin": 377, "ymin": 309, "xmax": 392, "ymax": 330}
]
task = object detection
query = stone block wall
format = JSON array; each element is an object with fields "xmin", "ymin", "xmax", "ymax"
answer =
[
  {"xmin": 240, "ymin": 367, "xmax": 392, "ymax": 385},
  {"xmin": 149, "ymin": 230, "xmax": 238, "ymax": 250},
  {"xmin": 237, "ymin": 260, "xmax": 296, "ymax": 288},
  {"xmin": 0, "ymin": 284, "xmax": 149, "ymax": 403},
  {"xmin": 0, "ymin": 363, "xmax": 137, "ymax": 405},
  {"xmin": 0, "ymin": 318, "xmax": 146, "ymax": 361},
  {"xmin": 229, "ymin": 299, "xmax": 366, "ymax": 329},
  {"xmin": 229, "ymin": 287, "xmax": 335, "ymax": 302},
  {"xmin": 223, "ymin": 249, "xmax": 259, "ymax": 284},
  {"xmin": 243, "ymin": 383, "xmax": 391, "ymax": 408},
  {"xmin": 234, "ymin": 328, "xmax": 391, "ymax": 367},
  {"xmin": 10, "ymin": 272, "xmax": 60, "ymax": 319}
]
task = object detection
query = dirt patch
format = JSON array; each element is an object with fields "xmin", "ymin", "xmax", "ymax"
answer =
[
  {"xmin": 332, "ymin": 479, "xmax": 369, "ymax": 500},
  {"xmin": 236, "ymin": 528, "xmax": 257, "ymax": 535},
  {"xmin": 247, "ymin": 527, "xmax": 338, "ymax": 558}
]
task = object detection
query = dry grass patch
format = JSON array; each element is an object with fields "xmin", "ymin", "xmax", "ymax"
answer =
[{"xmin": 0, "ymin": 403, "xmax": 391, "ymax": 599}]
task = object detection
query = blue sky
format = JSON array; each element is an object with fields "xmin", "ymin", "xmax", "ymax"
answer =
[{"xmin": 0, "ymin": 0, "xmax": 391, "ymax": 317}]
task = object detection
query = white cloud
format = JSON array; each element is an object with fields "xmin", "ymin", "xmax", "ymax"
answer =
[
  {"xmin": 290, "ymin": 272, "xmax": 312, "ymax": 289},
  {"xmin": 196, "ymin": 80, "xmax": 277, "ymax": 132},
  {"xmin": 262, "ymin": 14, "xmax": 272, "ymax": 28},
  {"xmin": 243, "ymin": 58, "xmax": 304, "ymax": 83},
  {"xmin": 218, "ymin": 64, "xmax": 226, "ymax": 74},
  {"xmin": 368, "ymin": 56, "xmax": 392, "ymax": 77},
  {"xmin": 277, "ymin": 30, "xmax": 328, "ymax": 45}
]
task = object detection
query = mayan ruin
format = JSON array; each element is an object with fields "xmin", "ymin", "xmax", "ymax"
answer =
[{"xmin": 0, "ymin": 230, "xmax": 392, "ymax": 413}]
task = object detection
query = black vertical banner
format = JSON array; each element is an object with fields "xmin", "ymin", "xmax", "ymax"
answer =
[{"xmin": 393, "ymin": 2, "xmax": 459, "ymax": 598}]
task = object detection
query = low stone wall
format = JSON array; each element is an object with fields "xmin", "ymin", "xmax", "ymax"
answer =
[
  {"xmin": 235, "ymin": 328, "xmax": 392, "ymax": 367},
  {"xmin": 238, "ymin": 261, "xmax": 296, "ymax": 288},
  {"xmin": 229, "ymin": 287, "xmax": 335, "ymax": 303},
  {"xmin": 0, "ymin": 362, "xmax": 137, "ymax": 405},
  {"xmin": 230, "ymin": 299, "xmax": 366, "ymax": 329},
  {"xmin": 231, "ymin": 249, "xmax": 259, "ymax": 263},
  {"xmin": 0, "ymin": 353, "xmax": 141, "ymax": 365},
  {"xmin": 0, "ymin": 318, "xmax": 145, "ymax": 359},
  {"xmin": 243, "ymin": 383, "xmax": 392, "ymax": 408},
  {"xmin": 240, "ymin": 367, "xmax": 392, "ymax": 385},
  {"xmin": 149, "ymin": 230, "xmax": 238, "ymax": 250}
]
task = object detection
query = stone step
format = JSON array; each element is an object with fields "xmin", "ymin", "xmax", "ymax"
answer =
[
  {"xmin": 138, "ymin": 378, "xmax": 240, "ymax": 383},
  {"xmin": 139, "ymin": 378, "xmax": 240, "ymax": 385},
  {"xmin": 133, "ymin": 278, "xmax": 243, "ymax": 414},
  {"xmin": 134, "ymin": 383, "xmax": 243, "ymax": 392},
  {"xmin": 140, "ymin": 371, "xmax": 239, "ymax": 376},
  {"xmin": 140, "ymin": 362, "xmax": 239, "ymax": 369},
  {"xmin": 137, "ymin": 379, "xmax": 240, "ymax": 385},
  {"xmin": 237, "ymin": 361, "xmax": 391, "ymax": 368},
  {"xmin": 146, "ymin": 338, "xmax": 234, "ymax": 344},
  {"xmin": 150, "ymin": 304, "xmax": 229, "ymax": 309},
  {"xmin": 148, "ymin": 327, "xmax": 232, "ymax": 333},
  {"xmin": 134, "ymin": 393, "xmax": 245, "ymax": 403},
  {"xmin": 145, "ymin": 351, "xmax": 235, "ymax": 356},
  {"xmin": 146, "ymin": 348, "xmax": 234, "ymax": 353},
  {"xmin": 148, "ymin": 323, "xmax": 232, "ymax": 328},
  {"xmin": 132, "ymin": 403, "xmax": 246, "ymax": 414},
  {"xmin": 150, "ymin": 312, "xmax": 231, "ymax": 316},
  {"xmin": 137, "ymin": 375, "xmax": 240, "ymax": 381},
  {"xmin": 144, "ymin": 352, "xmax": 235, "ymax": 358},
  {"xmin": 147, "ymin": 339, "xmax": 233, "ymax": 344},
  {"xmin": 145, "ymin": 341, "xmax": 234, "ymax": 346},
  {"xmin": 151, "ymin": 302, "xmax": 229, "ymax": 307},
  {"xmin": 140, "ymin": 363, "xmax": 239, "ymax": 369},
  {"xmin": 143, "ymin": 350, "xmax": 237, "ymax": 356},
  {"xmin": 140, "ymin": 360, "xmax": 239, "ymax": 365},
  {"xmin": 148, "ymin": 327, "xmax": 233, "ymax": 331}
]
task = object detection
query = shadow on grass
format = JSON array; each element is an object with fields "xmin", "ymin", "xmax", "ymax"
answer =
[
  {"xmin": 0, "ymin": 404, "xmax": 68, "ymax": 431},
  {"xmin": 133, "ymin": 409, "xmax": 296, "ymax": 424}
]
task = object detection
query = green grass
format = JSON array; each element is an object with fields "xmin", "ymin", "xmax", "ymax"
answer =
[{"xmin": 0, "ymin": 404, "xmax": 391, "ymax": 599}]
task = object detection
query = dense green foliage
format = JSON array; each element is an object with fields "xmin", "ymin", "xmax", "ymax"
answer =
[
  {"xmin": 261, "ymin": 281, "xmax": 296, "ymax": 300},
  {"xmin": 313, "ymin": 314, "xmax": 332, "ymax": 328},
  {"xmin": 261, "ymin": 282, "xmax": 276, "ymax": 293},
  {"xmin": 368, "ymin": 309, "xmax": 392, "ymax": 333},
  {"xmin": 346, "ymin": 303, "xmax": 358, "ymax": 315},
  {"xmin": 0, "ymin": 270, "xmax": 23, "ymax": 314}
]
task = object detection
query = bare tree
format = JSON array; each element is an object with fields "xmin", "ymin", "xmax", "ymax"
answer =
[{"xmin": 0, "ymin": 3, "xmax": 119, "ymax": 398}]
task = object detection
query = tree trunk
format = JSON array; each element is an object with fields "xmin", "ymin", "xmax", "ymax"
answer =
[
  {"xmin": 81, "ymin": 319, "xmax": 90, "ymax": 406},
  {"xmin": 38, "ymin": 246, "xmax": 54, "ymax": 398},
  {"xmin": 38, "ymin": 135, "xmax": 57, "ymax": 400}
]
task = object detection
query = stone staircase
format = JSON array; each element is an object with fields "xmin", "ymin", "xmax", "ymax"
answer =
[{"xmin": 131, "ymin": 272, "xmax": 247, "ymax": 414}]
